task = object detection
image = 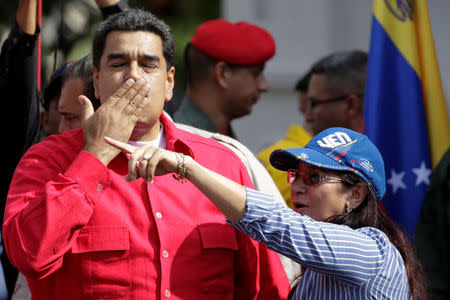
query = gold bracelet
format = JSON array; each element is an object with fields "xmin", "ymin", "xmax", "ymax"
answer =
[{"xmin": 173, "ymin": 153, "xmax": 186, "ymax": 182}]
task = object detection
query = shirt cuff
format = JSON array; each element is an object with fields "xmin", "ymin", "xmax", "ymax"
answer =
[{"xmin": 64, "ymin": 150, "xmax": 111, "ymax": 205}]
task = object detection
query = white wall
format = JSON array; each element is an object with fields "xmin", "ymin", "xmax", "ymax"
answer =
[{"xmin": 222, "ymin": 0, "xmax": 450, "ymax": 153}]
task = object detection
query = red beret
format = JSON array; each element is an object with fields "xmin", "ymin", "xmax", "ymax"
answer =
[{"xmin": 190, "ymin": 19, "xmax": 276, "ymax": 65}]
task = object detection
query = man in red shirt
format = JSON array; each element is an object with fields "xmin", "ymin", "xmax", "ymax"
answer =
[{"xmin": 3, "ymin": 8, "xmax": 289, "ymax": 300}]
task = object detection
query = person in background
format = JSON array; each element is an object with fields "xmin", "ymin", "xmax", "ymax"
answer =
[
  {"xmin": 57, "ymin": 54, "xmax": 100, "ymax": 133},
  {"xmin": 106, "ymin": 126, "xmax": 427, "ymax": 299},
  {"xmin": 257, "ymin": 50, "xmax": 367, "ymax": 209},
  {"xmin": 172, "ymin": 18, "xmax": 302, "ymax": 283},
  {"xmin": 257, "ymin": 71, "xmax": 313, "ymax": 208},
  {"xmin": 414, "ymin": 147, "xmax": 450, "ymax": 300},
  {"xmin": 173, "ymin": 19, "xmax": 275, "ymax": 139},
  {"xmin": 0, "ymin": 0, "xmax": 49, "ymax": 297},
  {"xmin": 3, "ymin": 9, "xmax": 289, "ymax": 299},
  {"xmin": 305, "ymin": 50, "xmax": 366, "ymax": 135}
]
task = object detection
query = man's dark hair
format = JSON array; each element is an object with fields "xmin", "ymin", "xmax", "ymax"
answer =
[
  {"xmin": 92, "ymin": 8, "xmax": 175, "ymax": 71},
  {"xmin": 61, "ymin": 54, "xmax": 100, "ymax": 110},
  {"xmin": 310, "ymin": 50, "xmax": 367, "ymax": 97},
  {"xmin": 294, "ymin": 70, "xmax": 311, "ymax": 93}
]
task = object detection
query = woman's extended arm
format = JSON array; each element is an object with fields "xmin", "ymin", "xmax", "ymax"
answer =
[{"xmin": 105, "ymin": 136, "xmax": 247, "ymax": 222}]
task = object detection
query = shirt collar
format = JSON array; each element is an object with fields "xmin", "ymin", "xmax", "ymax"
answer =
[{"xmin": 161, "ymin": 112, "xmax": 195, "ymax": 159}]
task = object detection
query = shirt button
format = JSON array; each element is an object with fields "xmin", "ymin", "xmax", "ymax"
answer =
[
  {"xmin": 156, "ymin": 212, "xmax": 162, "ymax": 219},
  {"xmin": 165, "ymin": 290, "xmax": 171, "ymax": 297},
  {"xmin": 97, "ymin": 184, "xmax": 103, "ymax": 192},
  {"xmin": 162, "ymin": 250, "xmax": 169, "ymax": 258}
]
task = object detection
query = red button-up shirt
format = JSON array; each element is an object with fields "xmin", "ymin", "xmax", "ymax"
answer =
[{"xmin": 3, "ymin": 114, "xmax": 289, "ymax": 299}]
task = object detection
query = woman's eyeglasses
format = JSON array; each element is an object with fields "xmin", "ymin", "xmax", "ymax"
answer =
[{"xmin": 287, "ymin": 169, "xmax": 345, "ymax": 185}]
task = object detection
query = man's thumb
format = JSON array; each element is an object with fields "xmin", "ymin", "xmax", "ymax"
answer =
[{"xmin": 78, "ymin": 95, "xmax": 94, "ymax": 123}]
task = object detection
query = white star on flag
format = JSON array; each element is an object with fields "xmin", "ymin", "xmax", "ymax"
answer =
[
  {"xmin": 387, "ymin": 169, "xmax": 407, "ymax": 194},
  {"xmin": 412, "ymin": 161, "xmax": 431, "ymax": 186}
]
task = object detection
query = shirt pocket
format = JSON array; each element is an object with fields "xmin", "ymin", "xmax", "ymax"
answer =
[
  {"xmin": 72, "ymin": 225, "xmax": 131, "ymax": 299},
  {"xmin": 197, "ymin": 223, "xmax": 239, "ymax": 296}
]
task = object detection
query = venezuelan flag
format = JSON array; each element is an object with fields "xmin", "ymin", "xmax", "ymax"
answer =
[{"xmin": 364, "ymin": 0, "xmax": 450, "ymax": 240}]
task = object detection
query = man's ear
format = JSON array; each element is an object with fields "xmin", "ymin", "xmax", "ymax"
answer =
[
  {"xmin": 93, "ymin": 66, "xmax": 100, "ymax": 99},
  {"xmin": 346, "ymin": 94, "xmax": 363, "ymax": 117},
  {"xmin": 165, "ymin": 66, "xmax": 175, "ymax": 102},
  {"xmin": 214, "ymin": 61, "xmax": 231, "ymax": 89}
]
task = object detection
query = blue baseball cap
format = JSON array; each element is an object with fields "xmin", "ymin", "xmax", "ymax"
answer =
[{"xmin": 269, "ymin": 127, "xmax": 386, "ymax": 200}]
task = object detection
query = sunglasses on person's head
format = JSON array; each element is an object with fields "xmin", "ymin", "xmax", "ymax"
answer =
[{"xmin": 287, "ymin": 169, "xmax": 346, "ymax": 185}]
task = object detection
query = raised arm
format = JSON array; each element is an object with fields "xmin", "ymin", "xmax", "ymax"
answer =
[
  {"xmin": 16, "ymin": 0, "xmax": 37, "ymax": 34},
  {"xmin": 1, "ymin": 0, "xmax": 41, "ymax": 225}
]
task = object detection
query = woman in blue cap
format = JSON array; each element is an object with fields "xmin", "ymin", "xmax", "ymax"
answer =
[{"xmin": 105, "ymin": 127, "xmax": 426, "ymax": 299}]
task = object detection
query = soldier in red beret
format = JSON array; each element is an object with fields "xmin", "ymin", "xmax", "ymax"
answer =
[{"xmin": 173, "ymin": 19, "xmax": 276, "ymax": 138}]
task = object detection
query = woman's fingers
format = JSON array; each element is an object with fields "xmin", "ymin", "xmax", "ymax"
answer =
[
  {"xmin": 104, "ymin": 136, "xmax": 177, "ymax": 182},
  {"xmin": 138, "ymin": 149, "xmax": 157, "ymax": 182},
  {"xmin": 104, "ymin": 136, "xmax": 137, "ymax": 153}
]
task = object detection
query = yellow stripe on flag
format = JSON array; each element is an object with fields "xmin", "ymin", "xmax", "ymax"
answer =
[
  {"xmin": 414, "ymin": 1, "xmax": 450, "ymax": 166},
  {"xmin": 373, "ymin": 1, "xmax": 420, "ymax": 76}
]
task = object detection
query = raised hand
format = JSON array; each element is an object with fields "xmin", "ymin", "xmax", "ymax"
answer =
[
  {"xmin": 80, "ymin": 78, "xmax": 150, "ymax": 166},
  {"xmin": 104, "ymin": 136, "xmax": 179, "ymax": 182}
]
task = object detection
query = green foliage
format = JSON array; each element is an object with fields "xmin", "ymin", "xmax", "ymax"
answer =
[{"xmin": 0, "ymin": 0, "xmax": 220, "ymax": 97}]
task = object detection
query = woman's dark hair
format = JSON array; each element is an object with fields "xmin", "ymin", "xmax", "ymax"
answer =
[
  {"xmin": 92, "ymin": 8, "xmax": 175, "ymax": 71},
  {"xmin": 332, "ymin": 172, "xmax": 427, "ymax": 299},
  {"xmin": 288, "ymin": 171, "xmax": 427, "ymax": 300}
]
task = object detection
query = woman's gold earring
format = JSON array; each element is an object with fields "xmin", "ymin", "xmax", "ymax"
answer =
[{"xmin": 346, "ymin": 206, "xmax": 353, "ymax": 214}]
